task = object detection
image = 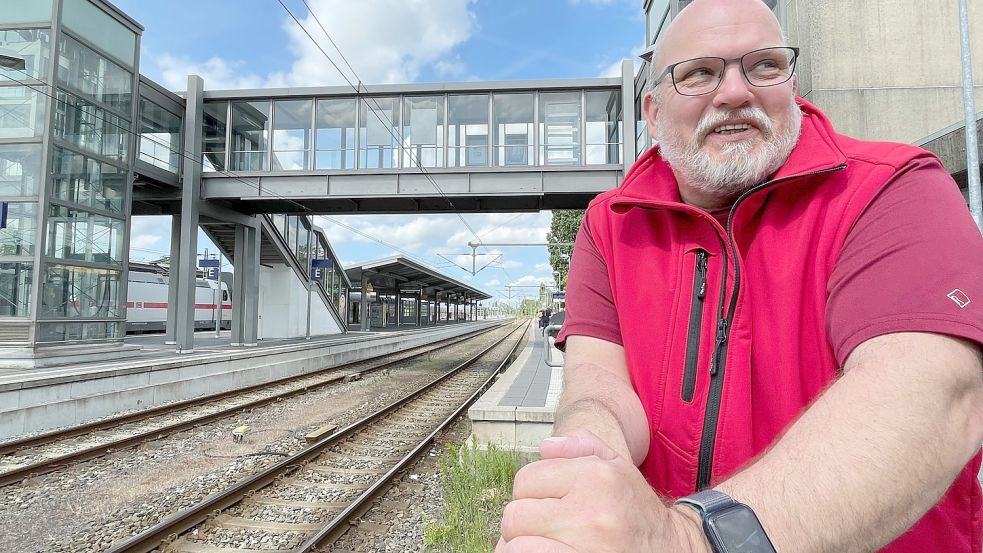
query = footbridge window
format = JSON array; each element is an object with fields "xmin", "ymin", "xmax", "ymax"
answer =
[
  {"xmin": 360, "ymin": 96, "xmax": 398, "ymax": 169},
  {"xmin": 494, "ymin": 93, "xmax": 534, "ymax": 167},
  {"xmin": 403, "ymin": 95, "xmax": 444, "ymax": 168},
  {"xmin": 540, "ymin": 92, "xmax": 581, "ymax": 166},
  {"xmin": 448, "ymin": 94, "xmax": 489, "ymax": 168},
  {"xmin": 272, "ymin": 99, "xmax": 312, "ymax": 171},
  {"xmin": 315, "ymin": 98, "xmax": 356, "ymax": 170},
  {"xmin": 231, "ymin": 100, "xmax": 270, "ymax": 171}
]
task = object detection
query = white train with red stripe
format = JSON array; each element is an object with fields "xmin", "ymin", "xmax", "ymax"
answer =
[{"xmin": 126, "ymin": 270, "xmax": 232, "ymax": 333}]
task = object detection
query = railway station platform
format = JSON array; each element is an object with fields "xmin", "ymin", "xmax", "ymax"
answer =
[
  {"xmin": 469, "ymin": 322, "xmax": 564, "ymax": 460},
  {"xmin": 0, "ymin": 320, "xmax": 503, "ymax": 441}
]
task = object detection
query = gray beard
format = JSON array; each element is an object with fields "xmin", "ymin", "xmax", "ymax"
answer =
[{"xmin": 656, "ymin": 99, "xmax": 803, "ymax": 198}]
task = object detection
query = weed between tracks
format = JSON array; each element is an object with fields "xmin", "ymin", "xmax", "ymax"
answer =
[{"xmin": 424, "ymin": 439, "xmax": 519, "ymax": 552}]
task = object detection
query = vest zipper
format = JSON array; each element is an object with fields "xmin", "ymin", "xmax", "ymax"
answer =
[
  {"xmin": 682, "ymin": 250, "xmax": 708, "ymax": 402},
  {"xmin": 695, "ymin": 163, "xmax": 848, "ymax": 491}
]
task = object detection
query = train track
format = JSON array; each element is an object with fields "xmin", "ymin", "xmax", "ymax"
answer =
[
  {"xmin": 104, "ymin": 320, "xmax": 528, "ymax": 553},
  {"xmin": 0, "ymin": 322, "xmax": 509, "ymax": 488}
]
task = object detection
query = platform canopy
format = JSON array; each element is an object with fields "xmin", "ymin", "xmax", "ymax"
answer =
[{"xmin": 345, "ymin": 257, "xmax": 491, "ymax": 301}]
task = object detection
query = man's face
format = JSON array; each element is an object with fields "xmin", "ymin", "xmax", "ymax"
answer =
[{"xmin": 643, "ymin": 5, "xmax": 801, "ymax": 200}]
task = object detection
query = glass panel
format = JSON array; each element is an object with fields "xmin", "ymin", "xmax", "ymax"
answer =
[
  {"xmin": 0, "ymin": 85, "xmax": 45, "ymax": 138},
  {"xmin": 447, "ymin": 94, "xmax": 488, "ymax": 168},
  {"xmin": 586, "ymin": 90, "xmax": 622, "ymax": 165},
  {"xmin": 53, "ymin": 90, "xmax": 129, "ymax": 162},
  {"xmin": 40, "ymin": 264, "xmax": 122, "ymax": 319},
  {"xmin": 402, "ymin": 96, "xmax": 444, "ymax": 168},
  {"xmin": 315, "ymin": 98, "xmax": 356, "ymax": 170},
  {"xmin": 296, "ymin": 223, "xmax": 309, "ymax": 268},
  {"xmin": 46, "ymin": 205, "xmax": 124, "ymax": 265},
  {"xmin": 0, "ymin": 202, "xmax": 36, "ymax": 255},
  {"xmin": 51, "ymin": 147, "xmax": 125, "ymax": 212},
  {"xmin": 272, "ymin": 99, "xmax": 312, "ymax": 171},
  {"xmin": 0, "ymin": 29, "xmax": 51, "ymax": 81},
  {"xmin": 61, "ymin": 0, "xmax": 136, "ymax": 68},
  {"xmin": 539, "ymin": 91, "xmax": 581, "ymax": 166},
  {"xmin": 646, "ymin": 0, "xmax": 670, "ymax": 45},
  {"xmin": 359, "ymin": 97, "xmax": 398, "ymax": 169},
  {"xmin": 57, "ymin": 34, "xmax": 131, "ymax": 115},
  {"xmin": 493, "ymin": 93, "xmax": 534, "ymax": 167},
  {"xmin": 139, "ymin": 98, "xmax": 181, "ymax": 173},
  {"xmin": 230, "ymin": 100, "xmax": 270, "ymax": 171},
  {"xmin": 202, "ymin": 101, "xmax": 227, "ymax": 172},
  {"xmin": 0, "ymin": 262, "xmax": 32, "ymax": 317},
  {"xmin": 0, "ymin": 142, "xmax": 41, "ymax": 196},
  {"xmin": 1, "ymin": 0, "xmax": 53, "ymax": 24},
  {"xmin": 285, "ymin": 215, "xmax": 297, "ymax": 252},
  {"xmin": 38, "ymin": 320, "xmax": 121, "ymax": 342}
]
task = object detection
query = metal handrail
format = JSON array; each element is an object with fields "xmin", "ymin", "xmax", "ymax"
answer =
[{"xmin": 543, "ymin": 323, "xmax": 564, "ymax": 367}]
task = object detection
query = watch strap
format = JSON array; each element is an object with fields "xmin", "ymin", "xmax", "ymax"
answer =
[{"xmin": 675, "ymin": 489, "xmax": 735, "ymax": 514}]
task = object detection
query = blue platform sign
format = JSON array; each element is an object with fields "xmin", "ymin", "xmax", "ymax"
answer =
[
  {"xmin": 0, "ymin": 202, "xmax": 8, "ymax": 230},
  {"xmin": 310, "ymin": 258, "xmax": 332, "ymax": 279},
  {"xmin": 199, "ymin": 258, "xmax": 220, "ymax": 281}
]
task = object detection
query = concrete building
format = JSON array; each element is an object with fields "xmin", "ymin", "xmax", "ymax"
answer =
[{"xmin": 641, "ymin": 0, "xmax": 983, "ymax": 186}]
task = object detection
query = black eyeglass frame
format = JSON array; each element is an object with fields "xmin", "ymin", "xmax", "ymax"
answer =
[{"xmin": 653, "ymin": 46, "xmax": 800, "ymax": 97}]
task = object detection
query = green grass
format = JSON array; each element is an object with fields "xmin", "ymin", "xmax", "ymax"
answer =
[{"xmin": 423, "ymin": 438, "xmax": 520, "ymax": 552}]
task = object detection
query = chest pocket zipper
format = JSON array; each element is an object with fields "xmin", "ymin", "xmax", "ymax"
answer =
[{"xmin": 682, "ymin": 249, "xmax": 708, "ymax": 402}]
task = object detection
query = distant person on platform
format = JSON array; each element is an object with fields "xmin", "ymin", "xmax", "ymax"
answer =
[{"xmin": 497, "ymin": 0, "xmax": 983, "ymax": 552}]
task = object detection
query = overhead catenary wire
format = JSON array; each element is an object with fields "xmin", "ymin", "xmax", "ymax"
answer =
[{"xmin": 274, "ymin": 0, "xmax": 484, "ymax": 245}]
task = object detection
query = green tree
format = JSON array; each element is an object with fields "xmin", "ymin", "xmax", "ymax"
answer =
[
  {"xmin": 538, "ymin": 281, "xmax": 552, "ymax": 307},
  {"xmin": 547, "ymin": 209, "xmax": 584, "ymax": 289},
  {"xmin": 518, "ymin": 298, "xmax": 540, "ymax": 317}
]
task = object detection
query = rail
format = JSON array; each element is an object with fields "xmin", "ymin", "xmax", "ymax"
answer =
[{"xmin": 104, "ymin": 320, "xmax": 528, "ymax": 553}]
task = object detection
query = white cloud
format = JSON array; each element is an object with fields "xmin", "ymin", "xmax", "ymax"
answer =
[
  {"xmin": 484, "ymin": 279, "xmax": 501, "ymax": 287},
  {"xmin": 598, "ymin": 42, "xmax": 645, "ymax": 78},
  {"xmin": 150, "ymin": 1, "xmax": 476, "ymax": 92},
  {"xmin": 273, "ymin": 0, "xmax": 476, "ymax": 88},
  {"xmin": 129, "ymin": 216, "xmax": 171, "ymax": 260},
  {"xmin": 156, "ymin": 54, "xmax": 266, "ymax": 91}
]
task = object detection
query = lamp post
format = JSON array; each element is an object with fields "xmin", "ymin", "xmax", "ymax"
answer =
[{"xmin": 958, "ymin": 0, "xmax": 981, "ymax": 230}]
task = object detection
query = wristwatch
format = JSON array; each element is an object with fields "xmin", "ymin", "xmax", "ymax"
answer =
[{"xmin": 675, "ymin": 490, "xmax": 777, "ymax": 553}]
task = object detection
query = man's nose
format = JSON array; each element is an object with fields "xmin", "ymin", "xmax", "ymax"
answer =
[{"xmin": 712, "ymin": 63, "xmax": 753, "ymax": 109}]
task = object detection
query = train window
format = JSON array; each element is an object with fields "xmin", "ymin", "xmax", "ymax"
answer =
[{"xmin": 223, "ymin": 290, "xmax": 229, "ymax": 302}]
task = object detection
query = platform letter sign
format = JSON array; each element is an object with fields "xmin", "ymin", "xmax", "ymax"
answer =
[
  {"xmin": 310, "ymin": 258, "xmax": 332, "ymax": 280},
  {"xmin": 0, "ymin": 202, "xmax": 7, "ymax": 230},
  {"xmin": 199, "ymin": 258, "xmax": 220, "ymax": 281}
]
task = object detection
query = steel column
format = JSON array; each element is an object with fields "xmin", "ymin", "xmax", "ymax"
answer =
[
  {"xmin": 175, "ymin": 76, "xmax": 205, "ymax": 353},
  {"xmin": 164, "ymin": 213, "xmax": 181, "ymax": 344},
  {"xmin": 242, "ymin": 224, "xmax": 261, "ymax": 345},
  {"xmin": 230, "ymin": 223, "xmax": 247, "ymax": 345}
]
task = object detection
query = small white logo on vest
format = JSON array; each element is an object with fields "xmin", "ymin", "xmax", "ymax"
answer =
[{"xmin": 948, "ymin": 289, "xmax": 971, "ymax": 308}]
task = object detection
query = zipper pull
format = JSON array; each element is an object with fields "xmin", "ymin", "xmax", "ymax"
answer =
[
  {"xmin": 709, "ymin": 318, "xmax": 729, "ymax": 376},
  {"xmin": 696, "ymin": 251, "xmax": 708, "ymax": 299}
]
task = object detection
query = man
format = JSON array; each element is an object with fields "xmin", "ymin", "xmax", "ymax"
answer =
[{"xmin": 497, "ymin": 0, "xmax": 983, "ymax": 551}]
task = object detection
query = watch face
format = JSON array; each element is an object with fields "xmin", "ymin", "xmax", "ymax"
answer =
[{"xmin": 707, "ymin": 505, "xmax": 776, "ymax": 553}]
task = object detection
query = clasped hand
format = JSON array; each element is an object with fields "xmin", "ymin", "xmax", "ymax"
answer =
[{"xmin": 496, "ymin": 431, "xmax": 701, "ymax": 552}]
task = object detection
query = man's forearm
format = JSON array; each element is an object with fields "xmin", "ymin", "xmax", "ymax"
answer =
[
  {"xmin": 554, "ymin": 360, "xmax": 650, "ymax": 464},
  {"xmin": 716, "ymin": 334, "xmax": 983, "ymax": 553}
]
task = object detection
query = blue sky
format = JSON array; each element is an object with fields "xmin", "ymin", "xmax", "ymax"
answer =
[{"xmin": 116, "ymin": 0, "xmax": 645, "ymax": 306}]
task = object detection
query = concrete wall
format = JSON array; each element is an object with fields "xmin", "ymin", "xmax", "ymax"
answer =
[
  {"xmin": 257, "ymin": 266, "xmax": 343, "ymax": 339},
  {"xmin": 787, "ymin": 0, "xmax": 983, "ymax": 143}
]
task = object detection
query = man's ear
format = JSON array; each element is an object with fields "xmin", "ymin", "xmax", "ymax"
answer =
[
  {"xmin": 791, "ymin": 74, "xmax": 798, "ymax": 97},
  {"xmin": 642, "ymin": 90, "xmax": 660, "ymax": 140}
]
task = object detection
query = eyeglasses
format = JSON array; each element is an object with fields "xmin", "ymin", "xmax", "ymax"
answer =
[{"xmin": 654, "ymin": 46, "xmax": 800, "ymax": 97}]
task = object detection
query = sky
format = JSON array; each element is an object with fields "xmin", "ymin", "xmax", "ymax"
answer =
[{"xmin": 114, "ymin": 0, "xmax": 646, "ymax": 306}]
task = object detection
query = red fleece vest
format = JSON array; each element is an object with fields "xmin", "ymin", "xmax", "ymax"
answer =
[{"xmin": 582, "ymin": 98, "xmax": 981, "ymax": 552}]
